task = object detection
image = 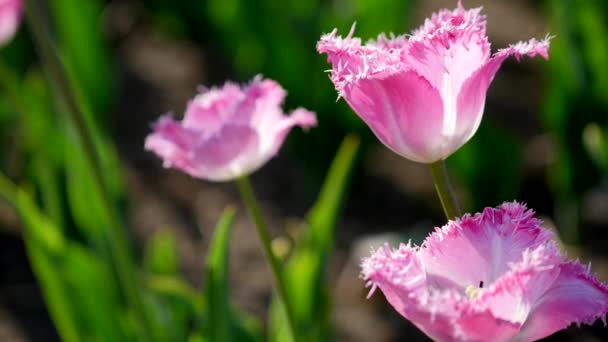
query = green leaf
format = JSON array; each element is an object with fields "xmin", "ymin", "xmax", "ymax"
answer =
[
  {"xmin": 145, "ymin": 274, "xmax": 205, "ymax": 314},
  {"xmin": 268, "ymin": 297, "xmax": 293, "ymax": 342},
  {"xmin": 20, "ymin": 69, "xmax": 65, "ymax": 164},
  {"xmin": 63, "ymin": 124, "xmax": 124, "ymax": 244},
  {"xmin": 145, "ymin": 273, "xmax": 199, "ymax": 341},
  {"xmin": 143, "ymin": 238, "xmax": 199, "ymax": 342},
  {"xmin": 61, "ymin": 243, "xmax": 128, "ymax": 342},
  {"xmin": 30, "ymin": 155, "xmax": 65, "ymax": 229},
  {"xmin": 307, "ymin": 134, "xmax": 361, "ymax": 253},
  {"xmin": 201, "ymin": 206, "xmax": 262, "ymax": 342},
  {"xmin": 271, "ymin": 134, "xmax": 360, "ymax": 340},
  {"xmin": 49, "ymin": 0, "xmax": 114, "ymax": 118},
  {"xmin": 204, "ymin": 206, "xmax": 236, "ymax": 341},
  {"xmin": 23, "ymin": 236, "xmax": 82, "ymax": 342},
  {"xmin": 64, "ymin": 137, "xmax": 109, "ymax": 241},
  {"xmin": 144, "ymin": 229, "xmax": 179, "ymax": 275},
  {"xmin": 16, "ymin": 189, "xmax": 65, "ymax": 254},
  {"xmin": 11, "ymin": 188, "xmax": 80, "ymax": 342}
]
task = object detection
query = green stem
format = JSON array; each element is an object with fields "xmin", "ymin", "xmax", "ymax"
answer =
[
  {"xmin": 236, "ymin": 176, "xmax": 298, "ymax": 341},
  {"xmin": 23, "ymin": 1, "xmax": 155, "ymax": 339},
  {"xmin": 429, "ymin": 160, "xmax": 461, "ymax": 220}
]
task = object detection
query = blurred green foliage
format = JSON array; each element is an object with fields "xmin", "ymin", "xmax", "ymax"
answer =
[{"xmin": 540, "ymin": 0, "xmax": 608, "ymax": 243}]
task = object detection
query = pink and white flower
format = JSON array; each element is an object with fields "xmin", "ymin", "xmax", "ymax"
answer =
[
  {"xmin": 362, "ymin": 202, "xmax": 608, "ymax": 342},
  {"xmin": 0, "ymin": 0, "xmax": 22, "ymax": 47},
  {"xmin": 145, "ymin": 76, "xmax": 317, "ymax": 181},
  {"xmin": 317, "ymin": 1, "xmax": 550, "ymax": 163}
]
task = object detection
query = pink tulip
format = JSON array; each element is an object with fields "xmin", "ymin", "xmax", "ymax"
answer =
[
  {"xmin": 0, "ymin": 0, "xmax": 22, "ymax": 47},
  {"xmin": 317, "ymin": 1, "xmax": 550, "ymax": 163},
  {"xmin": 145, "ymin": 76, "xmax": 317, "ymax": 181},
  {"xmin": 362, "ymin": 202, "xmax": 608, "ymax": 341}
]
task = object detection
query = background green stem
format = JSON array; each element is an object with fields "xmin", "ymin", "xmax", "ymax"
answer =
[
  {"xmin": 429, "ymin": 160, "xmax": 461, "ymax": 220},
  {"xmin": 236, "ymin": 176, "xmax": 298, "ymax": 341},
  {"xmin": 23, "ymin": 0, "xmax": 155, "ymax": 339}
]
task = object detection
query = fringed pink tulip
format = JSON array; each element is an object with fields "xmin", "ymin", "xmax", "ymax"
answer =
[
  {"xmin": 0, "ymin": 0, "xmax": 22, "ymax": 47},
  {"xmin": 362, "ymin": 202, "xmax": 608, "ymax": 342},
  {"xmin": 317, "ymin": 1, "xmax": 550, "ymax": 163},
  {"xmin": 145, "ymin": 76, "xmax": 317, "ymax": 181}
]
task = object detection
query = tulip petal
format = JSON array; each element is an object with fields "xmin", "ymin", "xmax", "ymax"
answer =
[
  {"xmin": 241, "ymin": 76, "xmax": 288, "ymax": 125},
  {"xmin": 183, "ymin": 83, "xmax": 244, "ymax": 133},
  {"xmin": 362, "ymin": 243, "xmax": 463, "ymax": 341},
  {"xmin": 518, "ymin": 261, "xmax": 608, "ymax": 341},
  {"xmin": 419, "ymin": 202, "xmax": 553, "ymax": 290},
  {"xmin": 407, "ymin": 5, "xmax": 490, "ymax": 97},
  {"xmin": 144, "ymin": 115, "xmax": 261, "ymax": 181},
  {"xmin": 456, "ymin": 310, "xmax": 521, "ymax": 342},
  {"xmin": 343, "ymin": 70, "xmax": 444, "ymax": 163},
  {"xmin": 264, "ymin": 108, "xmax": 317, "ymax": 156},
  {"xmin": 144, "ymin": 115, "xmax": 201, "ymax": 170},
  {"xmin": 471, "ymin": 243, "xmax": 561, "ymax": 325},
  {"xmin": 193, "ymin": 124, "xmax": 260, "ymax": 181},
  {"xmin": 455, "ymin": 37, "xmax": 551, "ymax": 147},
  {"xmin": 361, "ymin": 243, "xmax": 426, "ymax": 301},
  {"xmin": 317, "ymin": 24, "xmax": 408, "ymax": 97}
]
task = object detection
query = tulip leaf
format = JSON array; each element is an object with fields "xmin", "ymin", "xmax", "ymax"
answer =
[
  {"xmin": 270, "ymin": 134, "xmax": 360, "ymax": 340},
  {"xmin": 23, "ymin": 237, "xmax": 82, "ymax": 342},
  {"xmin": 63, "ymin": 125, "xmax": 124, "ymax": 246},
  {"xmin": 144, "ymin": 274, "xmax": 205, "ymax": 315},
  {"xmin": 16, "ymin": 189, "xmax": 65, "ymax": 254},
  {"xmin": 307, "ymin": 133, "xmax": 360, "ymax": 253},
  {"xmin": 200, "ymin": 206, "xmax": 262, "ymax": 342},
  {"xmin": 61, "ymin": 243, "xmax": 127, "ymax": 341},
  {"xmin": 49, "ymin": 0, "xmax": 114, "ymax": 119},
  {"xmin": 144, "ymin": 229, "xmax": 179, "ymax": 275},
  {"xmin": 143, "ymin": 230, "xmax": 194, "ymax": 341},
  {"xmin": 203, "ymin": 206, "xmax": 236, "ymax": 341},
  {"xmin": 10, "ymin": 188, "xmax": 80, "ymax": 342}
]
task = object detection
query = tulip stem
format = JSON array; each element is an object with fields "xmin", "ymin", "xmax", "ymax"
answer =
[
  {"xmin": 236, "ymin": 176, "xmax": 298, "ymax": 341},
  {"xmin": 429, "ymin": 160, "xmax": 461, "ymax": 220}
]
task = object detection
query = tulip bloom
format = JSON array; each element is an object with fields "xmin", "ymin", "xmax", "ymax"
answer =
[
  {"xmin": 362, "ymin": 202, "xmax": 608, "ymax": 341},
  {"xmin": 317, "ymin": 2, "xmax": 550, "ymax": 163},
  {"xmin": 145, "ymin": 76, "xmax": 317, "ymax": 181},
  {"xmin": 0, "ymin": 0, "xmax": 22, "ymax": 47}
]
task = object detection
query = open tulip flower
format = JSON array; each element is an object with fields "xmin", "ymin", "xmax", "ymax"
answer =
[
  {"xmin": 317, "ymin": 1, "xmax": 550, "ymax": 163},
  {"xmin": 0, "ymin": 0, "xmax": 22, "ymax": 47},
  {"xmin": 145, "ymin": 76, "xmax": 317, "ymax": 181},
  {"xmin": 362, "ymin": 202, "xmax": 608, "ymax": 341}
]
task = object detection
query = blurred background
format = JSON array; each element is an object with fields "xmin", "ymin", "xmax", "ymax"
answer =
[{"xmin": 1, "ymin": 0, "xmax": 607, "ymax": 341}]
